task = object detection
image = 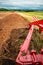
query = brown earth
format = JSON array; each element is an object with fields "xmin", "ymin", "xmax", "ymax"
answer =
[
  {"xmin": 0, "ymin": 12, "xmax": 12, "ymax": 19},
  {"xmin": 0, "ymin": 12, "xmax": 43, "ymax": 65},
  {"xmin": 0, "ymin": 12, "xmax": 29, "ymax": 55}
]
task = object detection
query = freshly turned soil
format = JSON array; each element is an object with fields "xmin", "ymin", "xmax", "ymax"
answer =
[{"xmin": 1, "ymin": 28, "xmax": 43, "ymax": 60}]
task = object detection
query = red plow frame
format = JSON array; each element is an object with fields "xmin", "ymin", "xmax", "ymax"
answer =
[{"xmin": 16, "ymin": 19, "xmax": 43, "ymax": 65}]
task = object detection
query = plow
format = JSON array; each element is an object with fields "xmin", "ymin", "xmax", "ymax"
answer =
[
  {"xmin": 16, "ymin": 19, "xmax": 43, "ymax": 65},
  {"xmin": 2, "ymin": 18, "xmax": 43, "ymax": 65}
]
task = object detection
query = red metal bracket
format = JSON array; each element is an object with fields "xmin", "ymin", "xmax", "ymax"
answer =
[{"xmin": 29, "ymin": 19, "xmax": 43, "ymax": 32}]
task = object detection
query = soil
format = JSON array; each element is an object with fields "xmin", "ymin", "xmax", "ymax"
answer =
[
  {"xmin": 0, "ymin": 12, "xmax": 43, "ymax": 65},
  {"xmin": 0, "ymin": 12, "xmax": 29, "ymax": 53}
]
